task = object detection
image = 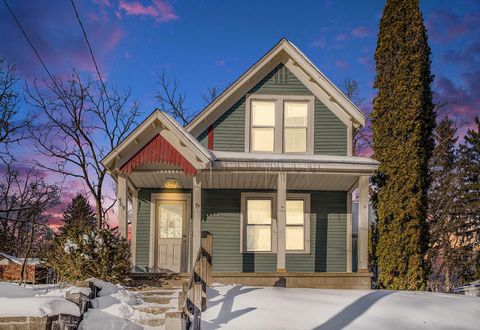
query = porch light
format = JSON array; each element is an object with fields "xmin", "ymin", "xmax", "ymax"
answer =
[{"xmin": 165, "ymin": 178, "xmax": 179, "ymax": 189}]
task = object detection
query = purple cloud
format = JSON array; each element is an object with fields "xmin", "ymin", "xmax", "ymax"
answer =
[
  {"xmin": 119, "ymin": 0, "xmax": 179, "ymax": 23},
  {"xmin": 426, "ymin": 10, "xmax": 480, "ymax": 43},
  {"xmin": 0, "ymin": 1, "xmax": 124, "ymax": 78}
]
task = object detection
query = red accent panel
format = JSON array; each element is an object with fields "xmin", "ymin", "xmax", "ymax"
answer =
[
  {"xmin": 208, "ymin": 125, "xmax": 214, "ymax": 150},
  {"xmin": 120, "ymin": 134, "xmax": 197, "ymax": 176}
]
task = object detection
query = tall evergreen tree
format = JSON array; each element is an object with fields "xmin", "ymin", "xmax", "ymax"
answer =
[
  {"xmin": 457, "ymin": 117, "xmax": 480, "ymax": 278},
  {"xmin": 60, "ymin": 194, "xmax": 96, "ymax": 236},
  {"xmin": 372, "ymin": 0, "xmax": 436, "ymax": 290},
  {"xmin": 427, "ymin": 118, "xmax": 460, "ymax": 292}
]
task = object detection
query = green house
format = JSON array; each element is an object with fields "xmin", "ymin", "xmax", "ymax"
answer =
[{"xmin": 102, "ymin": 39, "xmax": 378, "ymax": 289}]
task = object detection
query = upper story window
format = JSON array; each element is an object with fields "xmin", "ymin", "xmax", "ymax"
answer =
[
  {"xmin": 247, "ymin": 95, "xmax": 314, "ymax": 154},
  {"xmin": 251, "ymin": 101, "xmax": 276, "ymax": 152}
]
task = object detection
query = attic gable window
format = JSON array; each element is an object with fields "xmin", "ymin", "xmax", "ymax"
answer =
[{"xmin": 246, "ymin": 95, "xmax": 314, "ymax": 154}]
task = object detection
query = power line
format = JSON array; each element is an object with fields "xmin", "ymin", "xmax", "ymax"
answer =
[
  {"xmin": 69, "ymin": 0, "xmax": 111, "ymax": 109},
  {"xmin": 2, "ymin": 0, "xmax": 60, "ymax": 90}
]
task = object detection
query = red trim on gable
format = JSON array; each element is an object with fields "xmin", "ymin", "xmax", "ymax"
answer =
[
  {"xmin": 208, "ymin": 125, "xmax": 214, "ymax": 150},
  {"xmin": 120, "ymin": 134, "xmax": 197, "ymax": 176}
]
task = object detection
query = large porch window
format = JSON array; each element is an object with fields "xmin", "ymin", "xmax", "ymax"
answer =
[{"xmin": 241, "ymin": 192, "xmax": 310, "ymax": 254}]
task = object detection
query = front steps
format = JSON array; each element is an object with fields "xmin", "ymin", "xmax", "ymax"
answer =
[{"xmin": 128, "ymin": 273, "xmax": 188, "ymax": 329}]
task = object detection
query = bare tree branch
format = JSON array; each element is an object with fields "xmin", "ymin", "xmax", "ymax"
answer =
[{"xmin": 26, "ymin": 70, "xmax": 141, "ymax": 227}]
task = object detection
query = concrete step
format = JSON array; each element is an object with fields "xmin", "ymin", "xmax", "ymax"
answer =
[
  {"xmin": 141, "ymin": 296, "xmax": 175, "ymax": 304},
  {"xmin": 139, "ymin": 291, "xmax": 176, "ymax": 296},
  {"xmin": 135, "ymin": 306, "xmax": 172, "ymax": 315},
  {"xmin": 134, "ymin": 318, "xmax": 165, "ymax": 327}
]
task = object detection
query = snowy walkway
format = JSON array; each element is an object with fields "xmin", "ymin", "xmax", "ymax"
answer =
[{"xmin": 202, "ymin": 285, "xmax": 480, "ymax": 330}]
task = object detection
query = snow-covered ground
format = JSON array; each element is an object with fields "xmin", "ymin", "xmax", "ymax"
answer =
[
  {"xmin": 202, "ymin": 285, "xmax": 480, "ymax": 330},
  {"xmin": 0, "ymin": 282, "xmax": 80, "ymax": 317}
]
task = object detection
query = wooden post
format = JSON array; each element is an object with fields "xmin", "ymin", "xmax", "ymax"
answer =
[
  {"xmin": 277, "ymin": 173, "xmax": 287, "ymax": 272},
  {"xmin": 117, "ymin": 174, "xmax": 128, "ymax": 238},
  {"xmin": 358, "ymin": 176, "xmax": 369, "ymax": 272},
  {"xmin": 202, "ymin": 232, "xmax": 213, "ymax": 286}
]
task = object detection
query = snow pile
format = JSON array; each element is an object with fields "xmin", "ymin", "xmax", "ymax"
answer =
[
  {"xmin": 79, "ymin": 279, "xmax": 150, "ymax": 330},
  {"xmin": 42, "ymin": 286, "xmax": 91, "ymax": 298},
  {"xmin": 0, "ymin": 282, "xmax": 36, "ymax": 298},
  {"xmin": 0, "ymin": 283, "xmax": 79, "ymax": 317},
  {"xmin": 202, "ymin": 285, "xmax": 480, "ymax": 330}
]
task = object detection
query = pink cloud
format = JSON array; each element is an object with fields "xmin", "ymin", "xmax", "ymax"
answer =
[
  {"xmin": 119, "ymin": 0, "xmax": 179, "ymax": 23},
  {"xmin": 311, "ymin": 36, "xmax": 327, "ymax": 49},
  {"xmin": 351, "ymin": 26, "xmax": 371, "ymax": 38},
  {"xmin": 335, "ymin": 60, "xmax": 349, "ymax": 70}
]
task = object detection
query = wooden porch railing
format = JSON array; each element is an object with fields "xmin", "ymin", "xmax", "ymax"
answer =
[{"xmin": 180, "ymin": 231, "xmax": 213, "ymax": 330}]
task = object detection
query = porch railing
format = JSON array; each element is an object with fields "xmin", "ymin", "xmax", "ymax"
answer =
[{"xmin": 181, "ymin": 231, "xmax": 213, "ymax": 329}]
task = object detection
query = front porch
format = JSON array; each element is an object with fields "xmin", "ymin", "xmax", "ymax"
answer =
[
  {"xmin": 115, "ymin": 166, "xmax": 373, "ymax": 288},
  {"xmin": 101, "ymin": 111, "xmax": 378, "ymax": 289}
]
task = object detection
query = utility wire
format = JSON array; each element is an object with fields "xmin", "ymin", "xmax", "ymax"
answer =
[
  {"xmin": 69, "ymin": 0, "xmax": 112, "ymax": 109},
  {"xmin": 2, "ymin": 0, "xmax": 61, "ymax": 91}
]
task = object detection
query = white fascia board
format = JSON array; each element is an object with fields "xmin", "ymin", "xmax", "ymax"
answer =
[
  {"xmin": 185, "ymin": 42, "xmax": 286, "ymax": 135},
  {"xmin": 101, "ymin": 110, "xmax": 213, "ymax": 172}
]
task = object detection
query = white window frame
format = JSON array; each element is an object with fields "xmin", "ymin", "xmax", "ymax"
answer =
[
  {"xmin": 240, "ymin": 192, "xmax": 277, "ymax": 253},
  {"xmin": 245, "ymin": 94, "xmax": 315, "ymax": 154},
  {"xmin": 240, "ymin": 192, "xmax": 311, "ymax": 254},
  {"xmin": 286, "ymin": 193, "xmax": 311, "ymax": 254}
]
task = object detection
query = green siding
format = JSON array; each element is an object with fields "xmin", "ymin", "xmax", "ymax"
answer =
[
  {"xmin": 200, "ymin": 190, "xmax": 277, "ymax": 272},
  {"xmin": 314, "ymin": 102, "xmax": 348, "ymax": 156},
  {"xmin": 286, "ymin": 191, "xmax": 347, "ymax": 272},
  {"xmin": 195, "ymin": 63, "xmax": 348, "ymax": 155},
  {"xmin": 212, "ymin": 97, "xmax": 246, "ymax": 152},
  {"xmin": 200, "ymin": 189, "xmax": 347, "ymax": 272}
]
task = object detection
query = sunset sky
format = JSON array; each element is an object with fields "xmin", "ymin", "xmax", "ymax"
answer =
[{"xmin": 1, "ymin": 0, "xmax": 479, "ymax": 227}]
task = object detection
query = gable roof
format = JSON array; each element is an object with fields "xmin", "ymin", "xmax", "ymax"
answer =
[
  {"xmin": 186, "ymin": 38, "xmax": 366, "ymax": 137},
  {"xmin": 101, "ymin": 110, "xmax": 212, "ymax": 173}
]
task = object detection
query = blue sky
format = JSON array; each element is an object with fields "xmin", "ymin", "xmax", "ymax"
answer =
[
  {"xmin": 1, "ymin": 0, "xmax": 479, "ymax": 123},
  {"xmin": 1, "ymin": 0, "xmax": 479, "ymax": 225}
]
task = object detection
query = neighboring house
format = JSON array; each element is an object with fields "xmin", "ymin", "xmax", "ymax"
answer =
[
  {"xmin": 0, "ymin": 252, "xmax": 45, "ymax": 283},
  {"xmin": 102, "ymin": 39, "xmax": 379, "ymax": 289}
]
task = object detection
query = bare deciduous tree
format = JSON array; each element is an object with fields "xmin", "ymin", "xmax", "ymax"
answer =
[
  {"xmin": 26, "ymin": 71, "xmax": 141, "ymax": 228},
  {"xmin": 0, "ymin": 58, "xmax": 30, "ymax": 160},
  {"xmin": 202, "ymin": 86, "xmax": 220, "ymax": 105},
  {"xmin": 0, "ymin": 164, "xmax": 58, "ymax": 285},
  {"xmin": 341, "ymin": 78, "xmax": 372, "ymax": 156},
  {"xmin": 155, "ymin": 70, "xmax": 191, "ymax": 126}
]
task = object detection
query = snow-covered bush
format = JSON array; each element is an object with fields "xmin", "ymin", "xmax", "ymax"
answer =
[{"xmin": 47, "ymin": 195, "xmax": 131, "ymax": 284}]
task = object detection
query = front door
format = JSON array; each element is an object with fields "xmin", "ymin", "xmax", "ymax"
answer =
[{"xmin": 156, "ymin": 200, "xmax": 186, "ymax": 272}]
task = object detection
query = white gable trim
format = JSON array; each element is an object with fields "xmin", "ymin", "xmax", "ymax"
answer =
[
  {"xmin": 186, "ymin": 39, "xmax": 366, "ymax": 137},
  {"xmin": 101, "ymin": 110, "xmax": 212, "ymax": 173}
]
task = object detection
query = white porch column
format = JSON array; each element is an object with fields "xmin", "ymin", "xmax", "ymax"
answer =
[
  {"xmin": 192, "ymin": 176, "xmax": 202, "ymax": 258},
  {"xmin": 358, "ymin": 176, "xmax": 369, "ymax": 272},
  {"xmin": 117, "ymin": 173, "xmax": 128, "ymax": 239},
  {"xmin": 277, "ymin": 172, "xmax": 287, "ymax": 272},
  {"xmin": 131, "ymin": 190, "xmax": 138, "ymax": 269},
  {"xmin": 346, "ymin": 186, "xmax": 354, "ymax": 273}
]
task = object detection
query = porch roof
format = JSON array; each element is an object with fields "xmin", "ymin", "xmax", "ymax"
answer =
[{"xmin": 211, "ymin": 151, "xmax": 379, "ymax": 174}]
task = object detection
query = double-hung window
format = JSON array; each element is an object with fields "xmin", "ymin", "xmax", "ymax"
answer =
[
  {"xmin": 241, "ymin": 193, "xmax": 310, "ymax": 254},
  {"xmin": 247, "ymin": 96, "xmax": 314, "ymax": 154},
  {"xmin": 251, "ymin": 101, "xmax": 276, "ymax": 152},
  {"xmin": 246, "ymin": 199, "xmax": 273, "ymax": 252},
  {"xmin": 284, "ymin": 102, "xmax": 308, "ymax": 153}
]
